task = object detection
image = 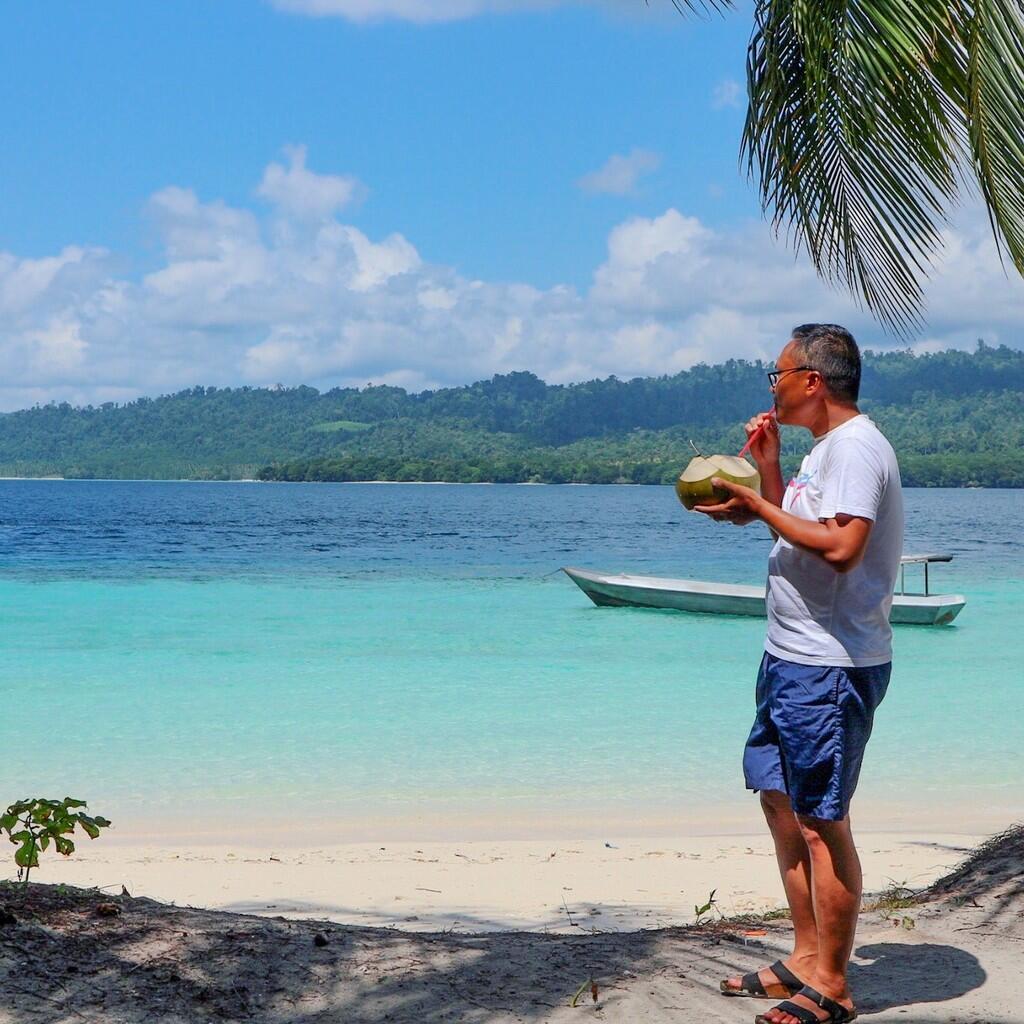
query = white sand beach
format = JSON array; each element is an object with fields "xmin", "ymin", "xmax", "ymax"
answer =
[{"xmin": 33, "ymin": 830, "xmax": 980, "ymax": 932}]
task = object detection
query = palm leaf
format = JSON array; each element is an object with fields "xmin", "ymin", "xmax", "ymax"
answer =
[
  {"xmin": 961, "ymin": 0, "xmax": 1024, "ymax": 275},
  {"xmin": 742, "ymin": 0, "xmax": 966, "ymax": 333},
  {"xmin": 654, "ymin": 0, "xmax": 735, "ymax": 16},
  {"xmin": 664, "ymin": 0, "xmax": 1024, "ymax": 332}
]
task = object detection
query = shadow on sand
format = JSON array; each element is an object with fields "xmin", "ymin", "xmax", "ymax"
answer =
[
  {"xmin": 0, "ymin": 885, "xmax": 997, "ymax": 1023},
  {"xmin": 850, "ymin": 941, "xmax": 986, "ymax": 1014}
]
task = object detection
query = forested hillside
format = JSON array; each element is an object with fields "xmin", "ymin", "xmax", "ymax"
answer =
[{"xmin": 1, "ymin": 343, "xmax": 1022, "ymax": 486}]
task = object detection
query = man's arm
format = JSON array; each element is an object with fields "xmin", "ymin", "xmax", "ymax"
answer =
[
  {"xmin": 758, "ymin": 503, "xmax": 872, "ymax": 573},
  {"xmin": 759, "ymin": 462, "xmax": 786, "ymax": 509},
  {"xmin": 696, "ymin": 481, "xmax": 873, "ymax": 573}
]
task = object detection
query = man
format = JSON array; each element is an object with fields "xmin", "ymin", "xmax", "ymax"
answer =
[{"xmin": 694, "ymin": 324, "xmax": 903, "ymax": 1024}]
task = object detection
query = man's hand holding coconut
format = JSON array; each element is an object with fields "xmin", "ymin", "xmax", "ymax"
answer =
[
  {"xmin": 690, "ymin": 412, "xmax": 781, "ymax": 525},
  {"xmin": 689, "ymin": 325, "xmax": 904, "ymax": 1024}
]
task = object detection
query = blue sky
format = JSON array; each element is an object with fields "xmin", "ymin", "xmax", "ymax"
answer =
[
  {"xmin": 2, "ymin": 2, "xmax": 750, "ymax": 285},
  {"xmin": 1, "ymin": 1, "xmax": 1022, "ymax": 409}
]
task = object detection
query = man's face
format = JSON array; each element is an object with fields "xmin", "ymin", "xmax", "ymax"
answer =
[{"xmin": 771, "ymin": 340, "xmax": 817, "ymax": 425}]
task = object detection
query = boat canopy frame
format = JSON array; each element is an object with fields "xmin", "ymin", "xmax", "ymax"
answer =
[{"xmin": 898, "ymin": 553, "xmax": 953, "ymax": 597}]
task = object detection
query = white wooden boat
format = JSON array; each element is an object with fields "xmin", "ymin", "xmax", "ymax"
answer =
[{"xmin": 563, "ymin": 554, "xmax": 966, "ymax": 626}]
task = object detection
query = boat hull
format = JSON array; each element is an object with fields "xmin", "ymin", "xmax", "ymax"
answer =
[{"xmin": 563, "ymin": 568, "xmax": 966, "ymax": 626}]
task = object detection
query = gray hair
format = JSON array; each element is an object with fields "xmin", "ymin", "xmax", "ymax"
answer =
[{"xmin": 790, "ymin": 323, "xmax": 861, "ymax": 403}]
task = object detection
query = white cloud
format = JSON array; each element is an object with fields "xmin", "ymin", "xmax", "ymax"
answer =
[
  {"xmin": 27, "ymin": 316, "xmax": 88, "ymax": 376},
  {"xmin": 711, "ymin": 78, "xmax": 742, "ymax": 110},
  {"xmin": 343, "ymin": 226, "xmax": 420, "ymax": 290},
  {"xmin": 1, "ymin": 151, "xmax": 1022, "ymax": 412},
  {"xmin": 0, "ymin": 247, "xmax": 96, "ymax": 314},
  {"xmin": 257, "ymin": 144, "xmax": 364, "ymax": 220},
  {"xmin": 577, "ymin": 149, "xmax": 661, "ymax": 196},
  {"xmin": 591, "ymin": 209, "xmax": 712, "ymax": 310}
]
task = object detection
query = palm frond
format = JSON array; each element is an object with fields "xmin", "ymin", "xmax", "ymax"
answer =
[
  {"xmin": 962, "ymin": 0, "xmax": 1024, "ymax": 275},
  {"xmin": 653, "ymin": 0, "xmax": 735, "ymax": 17},
  {"xmin": 742, "ymin": 0, "xmax": 964, "ymax": 333},
  {"xmin": 662, "ymin": 0, "xmax": 1024, "ymax": 331}
]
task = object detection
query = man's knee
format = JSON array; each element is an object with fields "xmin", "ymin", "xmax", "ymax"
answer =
[
  {"xmin": 759, "ymin": 789, "xmax": 793, "ymax": 820},
  {"xmin": 797, "ymin": 817, "xmax": 828, "ymax": 851},
  {"xmin": 796, "ymin": 813, "xmax": 852, "ymax": 850}
]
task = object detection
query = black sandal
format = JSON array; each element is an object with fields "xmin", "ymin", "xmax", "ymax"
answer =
[
  {"xmin": 720, "ymin": 959, "xmax": 804, "ymax": 998},
  {"xmin": 753, "ymin": 983, "xmax": 857, "ymax": 1023}
]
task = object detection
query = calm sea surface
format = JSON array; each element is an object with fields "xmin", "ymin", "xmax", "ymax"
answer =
[{"xmin": 1, "ymin": 481, "xmax": 1021, "ymax": 840}]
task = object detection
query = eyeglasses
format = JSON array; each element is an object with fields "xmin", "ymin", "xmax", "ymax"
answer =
[{"xmin": 767, "ymin": 366, "xmax": 817, "ymax": 389}]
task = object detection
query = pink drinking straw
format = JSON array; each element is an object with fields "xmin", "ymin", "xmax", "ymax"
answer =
[{"xmin": 737, "ymin": 411, "xmax": 775, "ymax": 459}]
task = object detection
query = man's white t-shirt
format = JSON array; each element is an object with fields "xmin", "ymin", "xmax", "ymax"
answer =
[{"xmin": 765, "ymin": 414, "xmax": 904, "ymax": 667}]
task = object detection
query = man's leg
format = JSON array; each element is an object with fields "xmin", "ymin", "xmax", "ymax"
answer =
[
  {"xmin": 761, "ymin": 813, "xmax": 860, "ymax": 1024},
  {"xmin": 765, "ymin": 792, "xmax": 820, "ymax": 971},
  {"xmin": 723, "ymin": 789, "xmax": 817, "ymax": 993}
]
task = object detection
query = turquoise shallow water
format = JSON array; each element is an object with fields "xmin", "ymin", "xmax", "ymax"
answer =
[{"xmin": 1, "ymin": 482, "xmax": 1021, "ymax": 839}]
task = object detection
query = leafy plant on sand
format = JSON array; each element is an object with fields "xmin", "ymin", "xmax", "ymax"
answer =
[
  {"xmin": 861, "ymin": 879, "xmax": 925, "ymax": 929},
  {"xmin": 570, "ymin": 978, "xmax": 600, "ymax": 1007},
  {"xmin": 864, "ymin": 879, "xmax": 925, "ymax": 912},
  {"xmin": 693, "ymin": 888, "xmax": 720, "ymax": 925},
  {"xmin": 668, "ymin": 0, "xmax": 1024, "ymax": 334},
  {"xmin": 1, "ymin": 798, "xmax": 111, "ymax": 887}
]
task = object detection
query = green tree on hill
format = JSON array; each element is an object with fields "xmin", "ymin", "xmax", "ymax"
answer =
[{"xmin": 0, "ymin": 346, "xmax": 1021, "ymax": 487}]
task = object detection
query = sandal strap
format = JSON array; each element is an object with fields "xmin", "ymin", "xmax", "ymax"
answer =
[
  {"xmin": 772, "ymin": 1000, "xmax": 822, "ymax": 1024},
  {"xmin": 770, "ymin": 960, "xmax": 803, "ymax": 991},
  {"xmin": 739, "ymin": 970, "xmax": 767, "ymax": 995},
  {"xmin": 724, "ymin": 961, "xmax": 802, "ymax": 998},
  {"xmin": 795, "ymin": 984, "xmax": 856, "ymax": 1022}
]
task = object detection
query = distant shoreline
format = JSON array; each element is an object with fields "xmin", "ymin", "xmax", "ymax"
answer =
[{"xmin": 0, "ymin": 477, "xmax": 1016, "ymax": 489}]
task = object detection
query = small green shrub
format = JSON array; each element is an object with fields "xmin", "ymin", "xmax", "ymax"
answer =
[
  {"xmin": 1, "ymin": 797, "xmax": 111, "ymax": 886},
  {"xmin": 864, "ymin": 880, "xmax": 924, "ymax": 912},
  {"xmin": 694, "ymin": 888, "xmax": 719, "ymax": 925}
]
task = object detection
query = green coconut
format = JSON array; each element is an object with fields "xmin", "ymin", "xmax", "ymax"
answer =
[{"xmin": 675, "ymin": 454, "xmax": 761, "ymax": 510}]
